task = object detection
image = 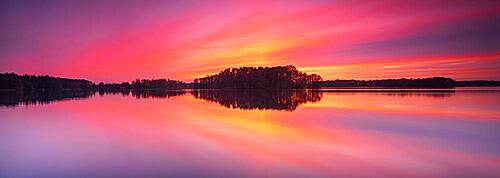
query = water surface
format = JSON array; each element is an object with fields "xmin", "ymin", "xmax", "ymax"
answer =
[{"xmin": 1, "ymin": 88, "xmax": 499, "ymax": 177}]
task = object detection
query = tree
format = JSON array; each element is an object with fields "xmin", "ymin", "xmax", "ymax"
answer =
[{"xmin": 194, "ymin": 65, "xmax": 323, "ymax": 89}]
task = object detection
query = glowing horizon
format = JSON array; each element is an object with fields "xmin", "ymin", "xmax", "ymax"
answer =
[{"xmin": 1, "ymin": 0, "xmax": 499, "ymax": 82}]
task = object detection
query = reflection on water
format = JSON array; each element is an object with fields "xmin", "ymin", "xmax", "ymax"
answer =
[
  {"xmin": 0, "ymin": 89, "xmax": 461, "ymax": 110},
  {"xmin": 192, "ymin": 89, "xmax": 322, "ymax": 111},
  {"xmin": 1, "ymin": 88, "xmax": 499, "ymax": 177},
  {"xmin": 2, "ymin": 89, "xmax": 323, "ymax": 111},
  {"xmin": 131, "ymin": 90, "xmax": 187, "ymax": 99},
  {"xmin": 97, "ymin": 89, "xmax": 187, "ymax": 99},
  {"xmin": 0, "ymin": 90, "xmax": 94, "ymax": 107},
  {"xmin": 323, "ymin": 91, "xmax": 455, "ymax": 98}
]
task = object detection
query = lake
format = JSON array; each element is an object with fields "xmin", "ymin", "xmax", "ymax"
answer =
[{"xmin": 1, "ymin": 88, "xmax": 499, "ymax": 177}]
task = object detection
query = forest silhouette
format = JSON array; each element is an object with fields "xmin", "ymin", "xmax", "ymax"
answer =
[
  {"xmin": 2, "ymin": 65, "xmax": 480, "ymax": 92},
  {"xmin": 193, "ymin": 65, "xmax": 322, "ymax": 89},
  {"xmin": 2, "ymin": 64, "xmax": 497, "ymax": 108}
]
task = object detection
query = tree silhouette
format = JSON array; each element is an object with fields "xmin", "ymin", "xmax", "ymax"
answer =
[
  {"xmin": 194, "ymin": 65, "xmax": 323, "ymax": 89},
  {"xmin": 1, "ymin": 73, "xmax": 93, "ymax": 91},
  {"xmin": 321, "ymin": 77, "xmax": 456, "ymax": 88}
]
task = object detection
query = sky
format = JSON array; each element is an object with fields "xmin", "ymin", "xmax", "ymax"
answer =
[{"xmin": 1, "ymin": 0, "xmax": 500, "ymax": 82}]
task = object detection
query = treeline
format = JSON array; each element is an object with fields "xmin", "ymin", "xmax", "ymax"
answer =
[
  {"xmin": 321, "ymin": 77, "xmax": 456, "ymax": 88},
  {"xmin": 456, "ymin": 80, "xmax": 500, "ymax": 87},
  {"xmin": 3, "ymin": 71, "xmax": 498, "ymax": 92},
  {"xmin": 97, "ymin": 79, "xmax": 186, "ymax": 91},
  {"xmin": 0, "ymin": 73, "xmax": 93, "ymax": 91},
  {"xmin": 194, "ymin": 65, "xmax": 322, "ymax": 89},
  {"xmin": 0, "ymin": 73, "xmax": 187, "ymax": 91}
]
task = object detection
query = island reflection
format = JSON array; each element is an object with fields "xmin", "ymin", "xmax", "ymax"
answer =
[
  {"xmin": 1, "ymin": 89, "xmax": 323, "ymax": 111},
  {"xmin": 1, "ymin": 89, "xmax": 460, "ymax": 111},
  {"xmin": 192, "ymin": 89, "xmax": 323, "ymax": 111}
]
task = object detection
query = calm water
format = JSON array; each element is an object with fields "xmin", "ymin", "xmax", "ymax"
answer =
[{"xmin": 1, "ymin": 88, "xmax": 499, "ymax": 178}]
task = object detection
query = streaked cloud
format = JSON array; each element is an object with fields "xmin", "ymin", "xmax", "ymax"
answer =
[{"xmin": 1, "ymin": 0, "xmax": 499, "ymax": 82}]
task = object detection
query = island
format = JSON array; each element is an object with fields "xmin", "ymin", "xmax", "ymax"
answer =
[{"xmin": 2, "ymin": 65, "xmax": 499, "ymax": 92}]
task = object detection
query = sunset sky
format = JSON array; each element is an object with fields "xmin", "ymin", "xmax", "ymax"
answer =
[{"xmin": 1, "ymin": 0, "xmax": 499, "ymax": 82}]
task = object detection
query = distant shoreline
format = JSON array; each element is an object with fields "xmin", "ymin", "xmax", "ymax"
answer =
[{"xmin": 2, "ymin": 67, "xmax": 500, "ymax": 92}]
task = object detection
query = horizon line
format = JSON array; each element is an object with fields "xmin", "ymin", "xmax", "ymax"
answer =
[{"xmin": 2, "ymin": 71, "xmax": 499, "ymax": 84}]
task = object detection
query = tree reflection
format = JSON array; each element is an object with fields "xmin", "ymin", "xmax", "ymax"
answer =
[
  {"xmin": 0, "ymin": 90, "xmax": 95, "ymax": 107},
  {"xmin": 97, "ymin": 89, "xmax": 188, "ymax": 98},
  {"xmin": 2, "ymin": 89, "xmax": 459, "ymax": 110},
  {"xmin": 319, "ymin": 89, "xmax": 456, "ymax": 98},
  {"xmin": 130, "ymin": 90, "xmax": 187, "ymax": 99},
  {"xmin": 0, "ymin": 90, "xmax": 189, "ymax": 107},
  {"xmin": 191, "ymin": 89, "xmax": 323, "ymax": 111}
]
